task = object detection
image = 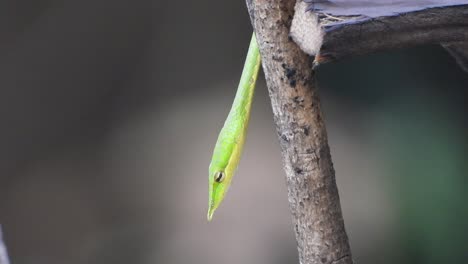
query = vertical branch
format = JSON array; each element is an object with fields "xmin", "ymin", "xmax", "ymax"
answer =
[
  {"xmin": 245, "ymin": 1, "xmax": 353, "ymax": 263},
  {"xmin": 0, "ymin": 226, "xmax": 10, "ymax": 264}
]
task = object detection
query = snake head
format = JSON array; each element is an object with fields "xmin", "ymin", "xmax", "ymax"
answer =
[{"xmin": 207, "ymin": 167, "xmax": 231, "ymax": 221}]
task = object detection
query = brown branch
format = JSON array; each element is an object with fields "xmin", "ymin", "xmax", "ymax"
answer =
[
  {"xmin": 290, "ymin": 3, "xmax": 468, "ymax": 64},
  {"xmin": 245, "ymin": 1, "xmax": 352, "ymax": 264}
]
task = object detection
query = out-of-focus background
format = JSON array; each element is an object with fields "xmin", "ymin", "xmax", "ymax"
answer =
[{"xmin": 0, "ymin": 0, "xmax": 467, "ymax": 263}]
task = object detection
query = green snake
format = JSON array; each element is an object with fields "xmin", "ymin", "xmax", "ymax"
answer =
[{"xmin": 207, "ymin": 33, "xmax": 261, "ymax": 220}]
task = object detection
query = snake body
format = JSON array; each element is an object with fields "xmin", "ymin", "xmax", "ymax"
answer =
[{"xmin": 207, "ymin": 34, "xmax": 261, "ymax": 220}]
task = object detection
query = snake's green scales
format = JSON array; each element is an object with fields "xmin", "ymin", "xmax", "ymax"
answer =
[{"xmin": 207, "ymin": 33, "xmax": 261, "ymax": 220}]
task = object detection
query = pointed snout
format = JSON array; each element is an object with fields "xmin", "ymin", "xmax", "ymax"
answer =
[{"xmin": 207, "ymin": 208, "xmax": 214, "ymax": 221}]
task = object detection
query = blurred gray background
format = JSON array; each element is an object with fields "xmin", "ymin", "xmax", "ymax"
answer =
[{"xmin": 0, "ymin": 0, "xmax": 467, "ymax": 263}]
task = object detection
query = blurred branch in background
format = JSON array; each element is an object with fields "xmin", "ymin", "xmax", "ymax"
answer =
[{"xmin": 0, "ymin": 226, "xmax": 10, "ymax": 264}]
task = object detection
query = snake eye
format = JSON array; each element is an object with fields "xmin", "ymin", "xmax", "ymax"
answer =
[{"xmin": 214, "ymin": 171, "xmax": 225, "ymax": 183}]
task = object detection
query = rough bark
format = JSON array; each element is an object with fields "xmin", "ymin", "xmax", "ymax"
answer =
[
  {"xmin": 290, "ymin": 3, "xmax": 468, "ymax": 64},
  {"xmin": 245, "ymin": 1, "xmax": 353, "ymax": 264}
]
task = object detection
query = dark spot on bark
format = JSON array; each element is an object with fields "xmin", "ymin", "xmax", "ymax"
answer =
[
  {"xmin": 321, "ymin": 257, "xmax": 328, "ymax": 263},
  {"xmin": 316, "ymin": 111, "xmax": 322, "ymax": 122},
  {"xmin": 303, "ymin": 126, "xmax": 310, "ymax": 136},
  {"xmin": 295, "ymin": 167, "xmax": 303, "ymax": 174},
  {"xmin": 283, "ymin": 65, "xmax": 297, "ymax": 88},
  {"xmin": 275, "ymin": 19, "xmax": 281, "ymax": 27},
  {"xmin": 299, "ymin": 201, "xmax": 304, "ymax": 207},
  {"xmin": 281, "ymin": 134, "xmax": 289, "ymax": 142},
  {"xmin": 290, "ymin": 79, "xmax": 297, "ymax": 87},
  {"xmin": 306, "ymin": 148, "xmax": 314, "ymax": 154},
  {"xmin": 272, "ymin": 55, "xmax": 282, "ymax": 61},
  {"xmin": 285, "ymin": 67, "xmax": 296, "ymax": 79},
  {"xmin": 292, "ymin": 96, "xmax": 304, "ymax": 107}
]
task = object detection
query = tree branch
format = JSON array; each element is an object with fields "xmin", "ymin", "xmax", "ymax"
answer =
[
  {"xmin": 0, "ymin": 226, "xmax": 10, "ymax": 264},
  {"xmin": 245, "ymin": 1, "xmax": 352, "ymax": 264},
  {"xmin": 290, "ymin": 2, "xmax": 468, "ymax": 64}
]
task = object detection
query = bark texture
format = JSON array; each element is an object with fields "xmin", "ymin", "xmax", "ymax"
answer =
[
  {"xmin": 290, "ymin": 3, "xmax": 468, "ymax": 64},
  {"xmin": 245, "ymin": 1, "xmax": 352, "ymax": 264}
]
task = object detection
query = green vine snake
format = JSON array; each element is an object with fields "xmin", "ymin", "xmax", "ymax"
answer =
[{"xmin": 207, "ymin": 33, "xmax": 261, "ymax": 221}]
